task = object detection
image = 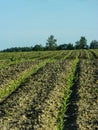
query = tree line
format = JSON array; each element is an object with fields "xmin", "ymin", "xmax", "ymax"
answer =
[{"xmin": 1, "ymin": 35, "xmax": 98, "ymax": 52}]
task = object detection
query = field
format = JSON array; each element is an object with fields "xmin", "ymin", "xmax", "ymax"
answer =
[{"xmin": 0, "ymin": 50, "xmax": 98, "ymax": 130}]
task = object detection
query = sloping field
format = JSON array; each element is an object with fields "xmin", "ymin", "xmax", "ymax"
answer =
[{"xmin": 0, "ymin": 50, "xmax": 98, "ymax": 130}]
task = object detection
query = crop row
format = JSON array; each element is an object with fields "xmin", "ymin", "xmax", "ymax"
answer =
[
  {"xmin": 76, "ymin": 59, "xmax": 98, "ymax": 130},
  {"xmin": 63, "ymin": 59, "xmax": 98, "ymax": 130},
  {"xmin": 0, "ymin": 50, "xmax": 98, "ymax": 130},
  {"xmin": 78, "ymin": 50, "xmax": 98, "ymax": 59},
  {"xmin": 0, "ymin": 50, "xmax": 72, "ymax": 70},
  {"xmin": 0, "ymin": 56, "xmax": 80, "ymax": 130},
  {"xmin": 0, "ymin": 50, "xmax": 76, "ymax": 97},
  {"xmin": 0, "ymin": 50, "xmax": 98, "ymax": 62},
  {"xmin": 0, "ymin": 59, "xmax": 56, "ymax": 103},
  {"xmin": 0, "ymin": 51, "xmax": 72, "ymax": 103},
  {"xmin": 0, "ymin": 61, "xmax": 39, "ymax": 86},
  {"xmin": 0, "ymin": 51, "xmax": 68, "ymax": 61},
  {"xmin": 0, "ymin": 60, "xmax": 66, "ymax": 129},
  {"xmin": 0, "ymin": 50, "xmax": 80, "ymax": 103}
]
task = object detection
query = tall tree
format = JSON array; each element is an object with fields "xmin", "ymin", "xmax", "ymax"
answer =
[
  {"xmin": 46, "ymin": 35, "xmax": 57, "ymax": 50},
  {"xmin": 79, "ymin": 36, "xmax": 87, "ymax": 49},
  {"xmin": 75, "ymin": 36, "xmax": 87, "ymax": 49},
  {"xmin": 75, "ymin": 41, "xmax": 80, "ymax": 49}
]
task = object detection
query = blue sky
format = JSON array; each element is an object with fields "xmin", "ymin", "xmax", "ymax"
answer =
[{"xmin": 0, "ymin": 0, "xmax": 98, "ymax": 50}]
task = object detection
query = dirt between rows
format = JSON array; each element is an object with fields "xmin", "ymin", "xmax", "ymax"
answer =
[{"xmin": 0, "ymin": 60, "xmax": 73, "ymax": 130}]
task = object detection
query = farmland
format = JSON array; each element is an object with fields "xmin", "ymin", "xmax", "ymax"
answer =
[{"xmin": 0, "ymin": 50, "xmax": 98, "ymax": 130}]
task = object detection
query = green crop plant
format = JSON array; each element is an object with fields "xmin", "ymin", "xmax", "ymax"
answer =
[
  {"xmin": 0, "ymin": 59, "xmax": 55, "ymax": 103},
  {"xmin": 84, "ymin": 50, "xmax": 91, "ymax": 59},
  {"xmin": 57, "ymin": 56, "xmax": 79, "ymax": 130},
  {"xmin": 61, "ymin": 50, "xmax": 73, "ymax": 60}
]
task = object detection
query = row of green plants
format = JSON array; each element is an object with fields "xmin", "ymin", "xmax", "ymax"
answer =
[
  {"xmin": 0, "ymin": 51, "xmax": 67, "ymax": 61},
  {"xmin": 76, "ymin": 59, "xmax": 98, "ymax": 129},
  {"xmin": 0, "ymin": 51, "xmax": 53, "ymax": 70},
  {"xmin": 0, "ymin": 49, "xmax": 97, "ymax": 63},
  {"xmin": 78, "ymin": 49, "xmax": 98, "ymax": 59},
  {"xmin": 0, "ymin": 51, "xmax": 51, "ymax": 62},
  {"xmin": 0, "ymin": 50, "xmax": 80, "ymax": 104},
  {"xmin": 0, "ymin": 50, "xmax": 74, "ymax": 103},
  {"xmin": 0, "ymin": 50, "xmax": 72, "ymax": 70},
  {"xmin": 84, "ymin": 50, "xmax": 92, "ymax": 59},
  {"xmin": 1, "ymin": 56, "xmax": 76, "ymax": 130},
  {"xmin": 61, "ymin": 50, "xmax": 73, "ymax": 60},
  {"xmin": 57, "ymin": 52, "xmax": 79, "ymax": 130},
  {"xmin": 0, "ymin": 61, "xmax": 41, "ymax": 89},
  {"xmin": 0, "ymin": 59, "xmax": 55, "ymax": 103}
]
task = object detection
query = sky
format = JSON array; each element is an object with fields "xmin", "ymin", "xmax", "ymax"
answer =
[{"xmin": 0, "ymin": 0, "xmax": 98, "ymax": 50}]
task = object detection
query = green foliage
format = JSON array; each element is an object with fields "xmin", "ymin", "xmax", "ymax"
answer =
[
  {"xmin": 0, "ymin": 59, "xmax": 54, "ymax": 103},
  {"xmin": 80, "ymin": 36, "xmax": 87, "ymax": 49},
  {"xmin": 66, "ymin": 43, "xmax": 74, "ymax": 50},
  {"xmin": 57, "ymin": 44, "xmax": 68, "ymax": 50},
  {"xmin": 90, "ymin": 40, "xmax": 98, "ymax": 49},
  {"xmin": 1, "ymin": 35, "xmax": 98, "ymax": 52},
  {"xmin": 1, "ymin": 47, "xmax": 33, "ymax": 52},
  {"xmin": 33, "ymin": 44, "xmax": 44, "ymax": 51},
  {"xmin": 57, "ymin": 43, "xmax": 74, "ymax": 50},
  {"xmin": 75, "ymin": 36, "xmax": 87, "ymax": 49},
  {"xmin": 46, "ymin": 35, "xmax": 57, "ymax": 50},
  {"xmin": 57, "ymin": 54, "xmax": 79, "ymax": 130}
]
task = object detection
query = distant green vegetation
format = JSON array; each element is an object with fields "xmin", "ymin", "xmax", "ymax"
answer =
[{"xmin": 1, "ymin": 35, "xmax": 98, "ymax": 52}]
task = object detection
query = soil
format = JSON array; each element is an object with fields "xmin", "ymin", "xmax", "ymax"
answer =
[{"xmin": 0, "ymin": 60, "xmax": 73, "ymax": 130}]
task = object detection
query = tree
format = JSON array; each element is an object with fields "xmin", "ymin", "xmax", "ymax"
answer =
[
  {"xmin": 46, "ymin": 35, "xmax": 57, "ymax": 50},
  {"xmin": 66, "ymin": 43, "xmax": 74, "ymax": 50},
  {"xmin": 33, "ymin": 44, "xmax": 43, "ymax": 51},
  {"xmin": 75, "ymin": 41, "xmax": 80, "ymax": 49},
  {"xmin": 79, "ymin": 36, "xmax": 87, "ymax": 49},
  {"xmin": 57, "ymin": 44, "xmax": 67, "ymax": 50},
  {"xmin": 75, "ymin": 36, "xmax": 87, "ymax": 49},
  {"xmin": 90, "ymin": 40, "xmax": 98, "ymax": 49}
]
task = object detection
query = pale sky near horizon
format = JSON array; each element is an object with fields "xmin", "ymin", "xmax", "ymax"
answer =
[{"xmin": 0, "ymin": 0, "xmax": 98, "ymax": 50}]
